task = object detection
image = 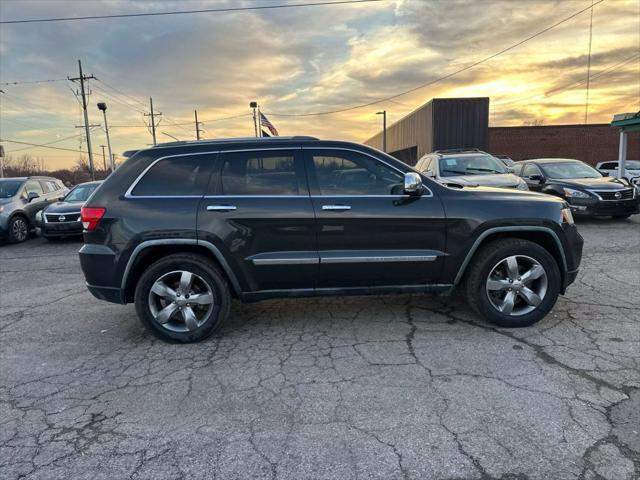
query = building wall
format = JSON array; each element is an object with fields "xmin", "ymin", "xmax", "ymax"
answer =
[
  {"xmin": 488, "ymin": 124, "xmax": 640, "ymax": 166},
  {"xmin": 366, "ymin": 98, "xmax": 489, "ymax": 165}
]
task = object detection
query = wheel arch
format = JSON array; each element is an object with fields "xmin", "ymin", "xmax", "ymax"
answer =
[
  {"xmin": 453, "ymin": 226, "xmax": 567, "ymax": 288},
  {"xmin": 122, "ymin": 239, "xmax": 242, "ymax": 303}
]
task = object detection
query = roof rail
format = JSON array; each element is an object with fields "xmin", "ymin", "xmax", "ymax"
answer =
[
  {"xmin": 152, "ymin": 135, "xmax": 319, "ymax": 148},
  {"xmin": 433, "ymin": 148, "xmax": 484, "ymax": 154}
]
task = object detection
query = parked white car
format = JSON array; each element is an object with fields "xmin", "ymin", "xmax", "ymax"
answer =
[{"xmin": 596, "ymin": 160, "xmax": 640, "ymax": 183}]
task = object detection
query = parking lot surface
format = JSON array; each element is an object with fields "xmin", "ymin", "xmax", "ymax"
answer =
[{"xmin": 1, "ymin": 217, "xmax": 639, "ymax": 480}]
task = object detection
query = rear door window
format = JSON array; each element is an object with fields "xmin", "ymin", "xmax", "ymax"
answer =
[
  {"xmin": 131, "ymin": 156, "xmax": 211, "ymax": 197},
  {"xmin": 219, "ymin": 151, "xmax": 303, "ymax": 196}
]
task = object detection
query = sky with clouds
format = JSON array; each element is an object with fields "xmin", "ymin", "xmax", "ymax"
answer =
[{"xmin": 0, "ymin": 0, "xmax": 638, "ymax": 169}]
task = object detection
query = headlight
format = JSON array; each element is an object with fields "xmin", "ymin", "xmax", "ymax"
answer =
[
  {"xmin": 562, "ymin": 187, "xmax": 590, "ymax": 198},
  {"xmin": 0, "ymin": 206, "xmax": 4, "ymax": 214},
  {"xmin": 516, "ymin": 181, "xmax": 529, "ymax": 190},
  {"xmin": 561, "ymin": 207, "xmax": 574, "ymax": 225},
  {"xmin": 35, "ymin": 210, "xmax": 42, "ymax": 222}
]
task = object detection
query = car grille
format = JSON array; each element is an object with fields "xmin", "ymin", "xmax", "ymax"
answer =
[
  {"xmin": 591, "ymin": 188, "xmax": 635, "ymax": 201},
  {"xmin": 45, "ymin": 212, "xmax": 81, "ymax": 223}
]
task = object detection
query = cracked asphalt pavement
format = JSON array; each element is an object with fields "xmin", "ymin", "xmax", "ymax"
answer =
[{"xmin": 1, "ymin": 217, "xmax": 639, "ymax": 480}]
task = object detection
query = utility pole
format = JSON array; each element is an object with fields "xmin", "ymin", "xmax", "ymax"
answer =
[
  {"xmin": 97, "ymin": 103, "xmax": 114, "ymax": 172},
  {"xmin": 68, "ymin": 60, "xmax": 96, "ymax": 180},
  {"xmin": 100, "ymin": 145, "xmax": 107, "ymax": 173},
  {"xmin": 144, "ymin": 97, "xmax": 161, "ymax": 145},
  {"xmin": 194, "ymin": 110, "xmax": 205, "ymax": 140}
]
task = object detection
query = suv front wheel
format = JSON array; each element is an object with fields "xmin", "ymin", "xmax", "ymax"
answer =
[
  {"xmin": 134, "ymin": 254, "xmax": 231, "ymax": 343},
  {"xmin": 465, "ymin": 238, "xmax": 561, "ymax": 328}
]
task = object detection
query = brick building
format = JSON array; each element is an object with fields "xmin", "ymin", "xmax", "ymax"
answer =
[
  {"xmin": 364, "ymin": 97, "xmax": 640, "ymax": 167},
  {"xmin": 488, "ymin": 124, "xmax": 640, "ymax": 166}
]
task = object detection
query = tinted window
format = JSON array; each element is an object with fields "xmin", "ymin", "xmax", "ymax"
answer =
[
  {"xmin": 540, "ymin": 162, "xmax": 601, "ymax": 179},
  {"xmin": 0, "ymin": 180, "xmax": 23, "ymax": 198},
  {"xmin": 599, "ymin": 162, "xmax": 616, "ymax": 169},
  {"xmin": 132, "ymin": 156, "xmax": 209, "ymax": 196},
  {"xmin": 511, "ymin": 163, "xmax": 524, "ymax": 175},
  {"xmin": 64, "ymin": 183, "xmax": 99, "ymax": 202},
  {"xmin": 312, "ymin": 151, "xmax": 403, "ymax": 195},
  {"xmin": 221, "ymin": 152, "xmax": 298, "ymax": 195},
  {"xmin": 25, "ymin": 180, "xmax": 44, "ymax": 195},
  {"xmin": 523, "ymin": 164, "xmax": 541, "ymax": 177},
  {"xmin": 438, "ymin": 154, "xmax": 507, "ymax": 177}
]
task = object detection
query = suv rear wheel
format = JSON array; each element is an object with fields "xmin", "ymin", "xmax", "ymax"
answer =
[
  {"xmin": 464, "ymin": 238, "xmax": 561, "ymax": 328},
  {"xmin": 134, "ymin": 254, "xmax": 231, "ymax": 343}
]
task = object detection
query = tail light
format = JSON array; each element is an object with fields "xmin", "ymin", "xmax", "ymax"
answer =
[{"xmin": 81, "ymin": 207, "xmax": 106, "ymax": 231}]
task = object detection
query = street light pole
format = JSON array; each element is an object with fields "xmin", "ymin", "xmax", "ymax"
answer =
[
  {"xmin": 250, "ymin": 101, "xmax": 258, "ymax": 137},
  {"xmin": 376, "ymin": 110, "xmax": 387, "ymax": 152},
  {"xmin": 100, "ymin": 145, "xmax": 107, "ymax": 173},
  {"xmin": 97, "ymin": 102, "xmax": 114, "ymax": 172}
]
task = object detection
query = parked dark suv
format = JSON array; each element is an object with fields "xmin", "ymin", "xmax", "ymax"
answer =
[{"xmin": 79, "ymin": 137, "xmax": 583, "ymax": 343}]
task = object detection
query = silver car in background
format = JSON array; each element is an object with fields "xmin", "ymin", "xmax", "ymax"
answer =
[{"xmin": 0, "ymin": 176, "xmax": 69, "ymax": 243}]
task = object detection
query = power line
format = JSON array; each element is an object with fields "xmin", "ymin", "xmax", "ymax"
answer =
[
  {"xmin": 1, "ymin": 138, "xmax": 89, "ymax": 154},
  {"xmin": 0, "ymin": 78, "xmax": 68, "ymax": 86},
  {"xmin": 265, "ymin": 0, "xmax": 606, "ymax": 117},
  {"xmin": 0, "ymin": 0, "xmax": 382, "ymax": 24},
  {"xmin": 492, "ymin": 53, "xmax": 639, "ymax": 110},
  {"xmin": 6, "ymin": 132, "xmax": 87, "ymax": 153}
]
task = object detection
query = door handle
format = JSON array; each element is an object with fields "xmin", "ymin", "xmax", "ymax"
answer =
[
  {"xmin": 207, "ymin": 205, "xmax": 237, "ymax": 211},
  {"xmin": 322, "ymin": 205, "xmax": 351, "ymax": 211}
]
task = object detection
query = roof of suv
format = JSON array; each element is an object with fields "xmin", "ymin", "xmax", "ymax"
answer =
[{"xmin": 527, "ymin": 158, "xmax": 583, "ymax": 164}]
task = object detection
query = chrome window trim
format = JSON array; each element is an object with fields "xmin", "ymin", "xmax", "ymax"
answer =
[
  {"xmin": 303, "ymin": 146, "xmax": 433, "ymax": 198},
  {"xmin": 204, "ymin": 195, "xmax": 308, "ymax": 199}
]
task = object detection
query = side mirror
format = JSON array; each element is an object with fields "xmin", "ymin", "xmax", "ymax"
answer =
[
  {"xmin": 58, "ymin": 196, "xmax": 66, "ymax": 201},
  {"xmin": 27, "ymin": 191, "xmax": 40, "ymax": 202},
  {"xmin": 404, "ymin": 172, "xmax": 423, "ymax": 195},
  {"xmin": 602, "ymin": 171, "xmax": 609, "ymax": 177},
  {"xmin": 528, "ymin": 174, "xmax": 544, "ymax": 184}
]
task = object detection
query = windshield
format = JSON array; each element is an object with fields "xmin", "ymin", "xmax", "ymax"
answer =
[
  {"xmin": 541, "ymin": 162, "xmax": 602, "ymax": 179},
  {"xmin": 438, "ymin": 154, "xmax": 507, "ymax": 177},
  {"xmin": 64, "ymin": 183, "xmax": 98, "ymax": 202},
  {"xmin": 0, "ymin": 180, "xmax": 23, "ymax": 198}
]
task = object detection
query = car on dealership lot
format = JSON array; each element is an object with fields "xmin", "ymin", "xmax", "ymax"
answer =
[
  {"xmin": 0, "ymin": 176, "xmax": 69, "ymax": 243},
  {"xmin": 513, "ymin": 158, "xmax": 639, "ymax": 219},
  {"xmin": 36, "ymin": 181, "xmax": 102, "ymax": 240},
  {"xmin": 596, "ymin": 160, "xmax": 640, "ymax": 183},
  {"xmin": 78, "ymin": 136, "xmax": 582, "ymax": 343},
  {"xmin": 415, "ymin": 149, "xmax": 529, "ymax": 190}
]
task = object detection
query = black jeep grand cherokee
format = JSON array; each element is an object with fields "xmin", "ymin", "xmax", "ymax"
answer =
[{"xmin": 79, "ymin": 137, "xmax": 583, "ymax": 343}]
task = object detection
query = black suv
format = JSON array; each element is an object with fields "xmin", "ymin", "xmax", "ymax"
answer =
[{"xmin": 79, "ymin": 137, "xmax": 583, "ymax": 343}]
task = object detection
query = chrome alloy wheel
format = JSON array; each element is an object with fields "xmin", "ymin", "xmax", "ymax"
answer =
[
  {"xmin": 148, "ymin": 270, "xmax": 215, "ymax": 332},
  {"xmin": 485, "ymin": 255, "xmax": 548, "ymax": 316},
  {"xmin": 12, "ymin": 217, "xmax": 28, "ymax": 242}
]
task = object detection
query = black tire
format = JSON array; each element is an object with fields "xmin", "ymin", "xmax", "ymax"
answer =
[
  {"xmin": 134, "ymin": 253, "xmax": 231, "ymax": 343},
  {"xmin": 7, "ymin": 215, "xmax": 29, "ymax": 243},
  {"xmin": 464, "ymin": 238, "xmax": 561, "ymax": 328}
]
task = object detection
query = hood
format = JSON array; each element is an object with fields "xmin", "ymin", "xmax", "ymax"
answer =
[
  {"xmin": 43, "ymin": 200, "xmax": 83, "ymax": 214},
  {"xmin": 0, "ymin": 197, "xmax": 15, "ymax": 206},
  {"xmin": 551, "ymin": 176, "xmax": 630, "ymax": 190},
  {"xmin": 442, "ymin": 173, "xmax": 523, "ymax": 188}
]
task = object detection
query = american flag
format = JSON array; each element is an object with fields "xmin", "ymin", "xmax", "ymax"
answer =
[{"xmin": 260, "ymin": 112, "xmax": 278, "ymax": 136}]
